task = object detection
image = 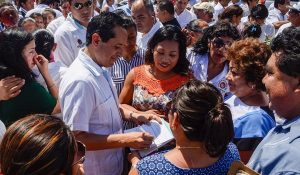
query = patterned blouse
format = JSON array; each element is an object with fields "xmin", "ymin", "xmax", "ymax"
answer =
[
  {"xmin": 132, "ymin": 65, "xmax": 191, "ymax": 115},
  {"xmin": 137, "ymin": 143, "xmax": 240, "ymax": 175}
]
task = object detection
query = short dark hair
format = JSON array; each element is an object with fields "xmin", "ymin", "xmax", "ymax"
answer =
[
  {"xmin": 145, "ymin": 25, "xmax": 190, "ymax": 76},
  {"xmin": 226, "ymin": 38, "xmax": 271, "ymax": 91},
  {"xmin": 121, "ymin": 16, "xmax": 137, "ymax": 30},
  {"xmin": 271, "ymin": 27, "xmax": 300, "ymax": 77},
  {"xmin": 250, "ymin": 4, "xmax": 268, "ymax": 19},
  {"xmin": 274, "ymin": 0, "xmax": 286, "ymax": 8},
  {"xmin": 39, "ymin": 0, "xmax": 57, "ymax": 5},
  {"xmin": 172, "ymin": 79, "xmax": 234, "ymax": 157},
  {"xmin": 193, "ymin": 20, "xmax": 240, "ymax": 54},
  {"xmin": 219, "ymin": 5, "xmax": 243, "ymax": 22},
  {"xmin": 86, "ymin": 12, "xmax": 125, "ymax": 45},
  {"xmin": 0, "ymin": 28, "xmax": 35, "ymax": 81},
  {"xmin": 0, "ymin": 114, "xmax": 76, "ymax": 175},
  {"xmin": 158, "ymin": 0, "xmax": 175, "ymax": 16},
  {"xmin": 33, "ymin": 29, "xmax": 55, "ymax": 60}
]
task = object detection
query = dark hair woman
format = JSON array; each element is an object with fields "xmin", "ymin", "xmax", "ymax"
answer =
[
  {"xmin": 189, "ymin": 20, "xmax": 240, "ymax": 99},
  {"xmin": 119, "ymin": 25, "xmax": 191, "ymax": 129},
  {"xmin": 0, "ymin": 28, "xmax": 59, "ymax": 126},
  {"xmin": 128, "ymin": 80, "xmax": 240, "ymax": 175},
  {"xmin": 0, "ymin": 114, "xmax": 85, "ymax": 175}
]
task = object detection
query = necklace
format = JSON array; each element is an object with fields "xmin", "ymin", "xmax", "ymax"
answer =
[{"xmin": 175, "ymin": 146, "xmax": 202, "ymax": 149}]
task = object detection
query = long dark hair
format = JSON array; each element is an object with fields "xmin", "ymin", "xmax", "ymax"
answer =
[
  {"xmin": 145, "ymin": 25, "xmax": 190, "ymax": 76},
  {"xmin": 0, "ymin": 28, "xmax": 36, "ymax": 81},
  {"xmin": 172, "ymin": 80, "xmax": 234, "ymax": 157}
]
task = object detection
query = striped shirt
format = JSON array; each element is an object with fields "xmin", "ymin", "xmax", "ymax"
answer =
[{"xmin": 108, "ymin": 48, "xmax": 145, "ymax": 96}]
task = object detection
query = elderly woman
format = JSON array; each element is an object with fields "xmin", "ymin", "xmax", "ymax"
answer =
[
  {"xmin": 0, "ymin": 114, "xmax": 84, "ymax": 175},
  {"xmin": 225, "ymin": 38, "xmax": 276, "ymax": 163},
  {"xmin": 129, "ymin": 80, "xmax": 240, "ymax": 175}
]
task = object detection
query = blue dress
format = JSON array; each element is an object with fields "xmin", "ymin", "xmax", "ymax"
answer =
[{"xmin": 136, "ymin": 143, "xmax": 240, "ymax": 175}]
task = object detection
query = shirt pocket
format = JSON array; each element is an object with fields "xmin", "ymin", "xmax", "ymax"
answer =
[{"xmin": 94, "ymin": 95, "xmax": 121, "ymax": 134}]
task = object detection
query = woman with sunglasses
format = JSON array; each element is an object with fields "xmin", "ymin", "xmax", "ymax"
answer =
[
  {"xmin": 128, "ymin": 80, "xmax": 240, "ymax": 175},
  {"xmin": 189, "ymin": 20, "xmax": 240, "ymax": 99},
  {"xmin": 0, "ymin": 114, "xmax": 85, "ymax": 175},
  {"xmin": 225, "ymin": 38, "xmax": 276, "ymax": 163},
  {"xmin": 119, "ymin": 25, "xmax": 191, "ymax": 128}
]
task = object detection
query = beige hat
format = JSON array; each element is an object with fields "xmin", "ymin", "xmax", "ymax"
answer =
[{"xmin": 193, "ymin": 2, "xmax": 214, "ymax": 14}]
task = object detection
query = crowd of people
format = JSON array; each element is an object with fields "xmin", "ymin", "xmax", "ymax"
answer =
[{"xmin": 0, "ymin": 0, "xmax": 300, "ymax": 174}]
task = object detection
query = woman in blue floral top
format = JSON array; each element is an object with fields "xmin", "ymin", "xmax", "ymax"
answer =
[{"xmin": 128, "ymin": 80, "xmax": 240, "ymax": 175}]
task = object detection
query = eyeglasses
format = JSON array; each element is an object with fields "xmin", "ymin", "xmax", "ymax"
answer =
[
  {"xmin": 212, "ymin": 37, "xmax": 232, "ymax": 48},
  {"xmin": 73, "ymin": 0, "xmax": 93, "ymax": 10},
  {"xmin": 73, "ymin": 141, "xmax": 86, "ymax": 166}
]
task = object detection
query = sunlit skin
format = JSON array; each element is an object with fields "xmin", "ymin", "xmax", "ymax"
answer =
[
  {"xmin": 43, "ymin": 11, "xmax": 56, "ymax": 27},
  {"xmin": 263, "ymin": 53, "xmax": 300, "ymax": 119},
  {"xmin": 152, "ymin": 40, "xmax": 179, "ymax": 77},
  {"xmin": 87, "ymin": 26, "xmax": 128, "ymax": 67},
  {"xmin": 131, "ymin": 1, "xmax": 155, "ymax": 34},
  {"xmin": 123, "ymin": 26, "xmax": 138, "ymax": 61},
  {"xmin": 175, "ymin": 0, "xmax": 188, "ymax": 15},
  {"xmin": 21, "ymin": 40, "xmax": 37, "ymax": 69},
  {"xmin": 71, "ymin": 0, "xmax": 94, "ymax": 27},
  {"xmin": 207, "ymin": 36, "xmax": 233, "ymax": 81}
]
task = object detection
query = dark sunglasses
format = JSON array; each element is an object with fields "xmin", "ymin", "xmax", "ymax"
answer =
[
  {"xmin": 212, "ymin": 37, "xmax": 232, "ymax": 48},
  {"xmin": 73, "ymin": 141, "xmax": 86, "ymax": 166},
  {"xmin": 73, "ymin": 0, "xmax": 93, "ymax": 10}
]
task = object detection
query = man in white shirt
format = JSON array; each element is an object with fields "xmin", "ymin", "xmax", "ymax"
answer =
[
  {"xmin": 174, "ymin": 0, "xmax": 196, "ymax": 28},
  {"xmin": 59, "ymin": 13, "xmax": 154, "ymax": 175},
  {"xmin": 276, "ymin": 2, "xmax": 300, "ymax": 36},
  {"xmin": 131, "ymin": 0, "xmax": 163, "ymax": 49},
  {"xmin": 54, "ymin": 0, "xmax": 93, "ymax": 67},
  {"xmin": 213, "ymin": 0, "xmax": 230, "ymax": 21},
  {"xmin": 266, "ymin": 0, "xmax": 290, "ymax": 29},
  {"xmin": 25, "ymin": 0, "xmax": 63, "ymax": 17}
]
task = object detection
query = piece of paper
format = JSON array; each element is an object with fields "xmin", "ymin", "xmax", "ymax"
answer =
[{"xmin": 124, "ymin": 119, "xmax": 174, "ymax": 157}]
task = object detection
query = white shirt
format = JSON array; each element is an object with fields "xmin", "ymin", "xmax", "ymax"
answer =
[
  {"xmin": 188, "ymin": 52, "xmax": 230, "ymax": 98},
  {"xmin": 175, "ymin": 9, "xmax": 197, "ymax": 28},
  {"xmin": 136, "ymin": 21, "xmax": 163, "ymax": 49},
  {"xmin": 266, "ymin": 8, "xmax": 288, "ymax": 24},
  {"xmin": 59, "ymin": 49, "xmax": 123, "ymax": 175},
  {"xmin": 259, "ymin": 22, "xmax": 275, "ymax": 42},
  {"xmin": 214, "ymin": 2, "xmax": 225, "ymax": 21},
  {"xmin": 46, "ymin": 16, "xmax": 66, "ymax": 34},
  {"xmin": 33, "ymin": 61, "xmax": 67, "ymax": 89},
  {"xmin": 54, "ymin": 14, "xmax": 86, "ymax": 67},
  {"xmin": 0, "ymin": 120, "xmax": 5, "ymax": 141},
  {"xmin": 25, "ymin": 4, "xmax": 62, "ymax": 17},
  {"xmin": 225, "ymin": 94, "xmax": 260, "ymax": 122},
  {"xmin": 275, "ymin": 22, "xmax": 292, "ymax": 37}
]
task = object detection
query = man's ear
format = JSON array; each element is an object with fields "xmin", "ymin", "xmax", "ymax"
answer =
[
  {"xmin": 295, "ymin": 76, "xmax": 300, "ymax": 93},
  {"xmin": 91, "ymin": 33, "xmax": 101, "ymax": 46}
]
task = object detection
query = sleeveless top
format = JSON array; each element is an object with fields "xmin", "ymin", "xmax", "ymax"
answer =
[{"xmin": 132, "ymin": 65, "xmax": 191, "ymax": 115}]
